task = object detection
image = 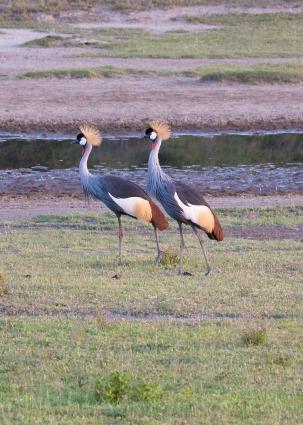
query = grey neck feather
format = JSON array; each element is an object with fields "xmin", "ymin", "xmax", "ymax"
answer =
[{"xmin": 147, "ymin": 138, "xmax": 171, "ymax": 195}]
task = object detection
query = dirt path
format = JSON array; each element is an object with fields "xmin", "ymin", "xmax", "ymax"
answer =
[
  {"xmin": 0, "ymin": 195, "xmax": 302, "ymax": 223},
  {"xmin": 1, "ymin": 77, "xmax": 302, "ymax": 132}
]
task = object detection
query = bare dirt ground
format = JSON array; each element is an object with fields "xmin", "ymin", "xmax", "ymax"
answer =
[
  {"xmin": 0, "ymin": 195, "xmax": 302, "ymax": 223},
  {"xmin": 66, "ymin": 4, "xmax": 303, "ymax": 32},
  {"xmin": 1, "ymin": 76, "xmax": 303, "ymax": 133}
]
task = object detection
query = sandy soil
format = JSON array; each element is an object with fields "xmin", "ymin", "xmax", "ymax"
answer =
[
  {"xmin": 67, "ymin": 4, "xmax": 303, "ymax": 33},
  {"xmin": 1, "ymin": 76, "xmax": 303, "ymax": 133},
  {"xmin": 0, "ymin": 195, "xmax": 302, "ymax": 223}
]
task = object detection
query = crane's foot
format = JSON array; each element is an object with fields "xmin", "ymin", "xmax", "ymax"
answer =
[
  {"xmin": 178, "ymin": 270, "xmax": 193, "ymax": 276},
  {"xmin": 154, "ymin": 250, "xmax": 163, "ymax": 265},
  {"xmin": 182, "ymin": 271, "xmax": 193, "ymax": 276},
  {"xmin": 205, "ymin": 268, "xmax": 212, "ymax": 276}
]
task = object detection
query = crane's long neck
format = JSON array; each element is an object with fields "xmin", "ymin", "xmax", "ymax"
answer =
[
  {"xmin": 79, "ymin": 143, "xmax": 93, "ymax": 185},
  {"xmin": 147, "ymin": 138, "xmax": 171, "ymax": 194}
]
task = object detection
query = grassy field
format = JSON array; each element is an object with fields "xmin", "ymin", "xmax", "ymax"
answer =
[
  {"xmin": 0, "ymin": 207, "xmax": 302, "ymax": 423},
  {"xmin": 19, "ymin": 13, "xmax": 303, "ymax": 59},
  {"xmin": 85, "ymin": 14, "xmax": 303, "ymax": 59},
  {"xmin": 17, "ymin": 66, "xmax": 161, "ymax": 80},
  {"xmin": 17, "ymin": 63, "xmax": 303, "ymax": 84}
]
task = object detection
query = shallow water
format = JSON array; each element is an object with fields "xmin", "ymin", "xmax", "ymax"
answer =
[
  {"xmin": 0, "ymin": 132, "xmax": 302, "ymax": 169},
  {"xmin": 0, "ymin": 132, "xmax": 302, "ymax": 196}
]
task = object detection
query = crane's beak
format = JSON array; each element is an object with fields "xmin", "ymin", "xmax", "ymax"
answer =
[
  {"xmin": 71, "ymin": 140, "xmax": 79, "ymax": 145},
  {"xmin": 144, "ymin": 135, "xmax": 149, "ymax": 140}
]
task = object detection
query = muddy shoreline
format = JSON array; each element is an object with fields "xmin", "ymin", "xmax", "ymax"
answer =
[
  {"xmin": 1, "ymin": 118, "xmax": 303, "ymax": 135},
  {"xmin": 1, "ymin": 162, "xmax": 302, "ymax": 200}
]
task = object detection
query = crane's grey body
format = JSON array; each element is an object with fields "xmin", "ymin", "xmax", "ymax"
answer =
[
  {"xmin": 147, "ymin": 142, "xmax": 211, "ymax": 227},
  {"xmin": 81, "ymin": 144, "xmax": 152, "ymax": 218},
  {"xmin": 80, "ymin": 145, "xmax": 121, "ymax": 212},
  {"xmin": 146, "ymin": 135, "xmax": 222, "ymax": 275},
  {"xmin": 147, "ymin": 149, "xmax": 183, "ymax": 221},
  {"xmin": 78, "ymin": 141, "xmax": 166, "ymax": 265}
]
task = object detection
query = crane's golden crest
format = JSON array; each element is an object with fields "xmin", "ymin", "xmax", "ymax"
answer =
[
  {"xmin": 79, "ymin": 123, "xmax": 102, "ymax": 146},
  {"xmin": 148, "ymin": 121, "xmax": 171, "ymax": 141}
]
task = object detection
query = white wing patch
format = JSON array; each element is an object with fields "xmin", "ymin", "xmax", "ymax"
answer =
[
  {"xmin": 108, "ymin": 193, "xmax": 152, "ymax": 222},
  {"xmin": 174, "ymin": 192, "xmax": 214, "ymax": 232}
]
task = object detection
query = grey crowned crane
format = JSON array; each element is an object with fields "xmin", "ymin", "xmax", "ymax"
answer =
[
  {"xmin": 145, "ymin": 121, "xmax": 223, "ymax": 276},
  {"xmin": 74, "ymin": 124, "xmax": 168, "ymax": 265}
]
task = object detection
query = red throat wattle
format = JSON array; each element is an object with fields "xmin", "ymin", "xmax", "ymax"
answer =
[
  {"xmin": 150, "ymin": 142, "xmax": 156, "ymax": 150},
  {"xmin": 82, "ymin": 147, "xmax": 85, "ymax": 156}
]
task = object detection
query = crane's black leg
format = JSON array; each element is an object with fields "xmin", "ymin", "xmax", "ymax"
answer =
[
  {"xmin": 154, "ymin": 226, "xmax": 163, "ymax": 265},
  {"xmin": 178, "ymin": 222, "xmax": 185, "ymax": 275},
  {"xmin": 117, "ymin": 214, "xmax": 123, "ymax": 266},
  {"xmin": 191, "ymin": 225, "xmax": 212, "ymax": 276}
]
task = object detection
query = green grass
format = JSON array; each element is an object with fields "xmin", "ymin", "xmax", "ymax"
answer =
[
  {"xmin": 17, "ymin": 65, "xmax": 169, "ymax": 80},
  {"xmin": 16, "ymin": 62, "xmax": 303, "ymax": 84},
  {"xmin": 0, "ymin": 207, "xmax": 302, "ymax": 423},
  {"xmin": 216, "ymin": 206, "xmax": 303, "ymax": 227},
  {"xmin": 186, "ymin": 63, "xmax": 303, "ymax": 84},
  {"xmin": 22, "ymin": 34, "xmax": 68, "ymax": 47},
  {"xmin": 1, "ymin": 207, "xmax": 302, "ymax": 317},
  {"xmin": 73, "ymin": 14, "xmax": 303, "ymax": 59},
  {"xmin": 12, "ymin": 12, "xmax": 303, "ymax": 60},
  {"xmin": 0, "ymin": 319, "xmax": 302, "ymax": 424}
]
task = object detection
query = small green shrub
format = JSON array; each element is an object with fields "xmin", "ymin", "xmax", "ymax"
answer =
[
  {"xmin": 272, "ymin": 354, "xmax": 292, "ymax": 366},
  {"xmin": 243, "ymin": 327, "xmax": 268, "ymax": 346},
  {"xmin": 95, "ymin": 370, "xmax": 129, "ymax": 403},
  {"xmin": 131, "ymin": 381, "xmax": 164, "ymax": 401},
  {"xmin": 94, "ymin": 370, "xmax": 164, "ymax": 404},
  {"xmin": 160, "ymin": 249, "xmax": 179, "ymax": 267},
  {"xmin": 0, "ymin": 269, "xmax": 7, "ymax": 296},
  {"xmin": 23, "ymin": 35, "xmax": 66, "ymax": 47}
]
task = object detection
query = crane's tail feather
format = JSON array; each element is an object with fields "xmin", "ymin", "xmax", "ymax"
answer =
[
  {"xmin": 207, "ymin": 214, "xmax": 224, "ymax": 241},
  {"xmin": 149, "ymin": 200, "xmax": 169, "ymax": 231}
]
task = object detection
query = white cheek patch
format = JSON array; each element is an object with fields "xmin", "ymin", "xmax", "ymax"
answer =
[
  {"xmin": 80, "ymin": 137, "xmax": 87, "ymax": 146},
  {"xmin": 150, "ymin": 131, "xmax": 157, "ymax": 141}
]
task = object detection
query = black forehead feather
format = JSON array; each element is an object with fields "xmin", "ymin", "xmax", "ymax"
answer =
[
  {"xmin": 77, "ymin": 133, "xmax": 84, "ymax": 141},
  {"xmin": 145, "ymin": 127, "xmax": 154, "ymax": 135}
]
